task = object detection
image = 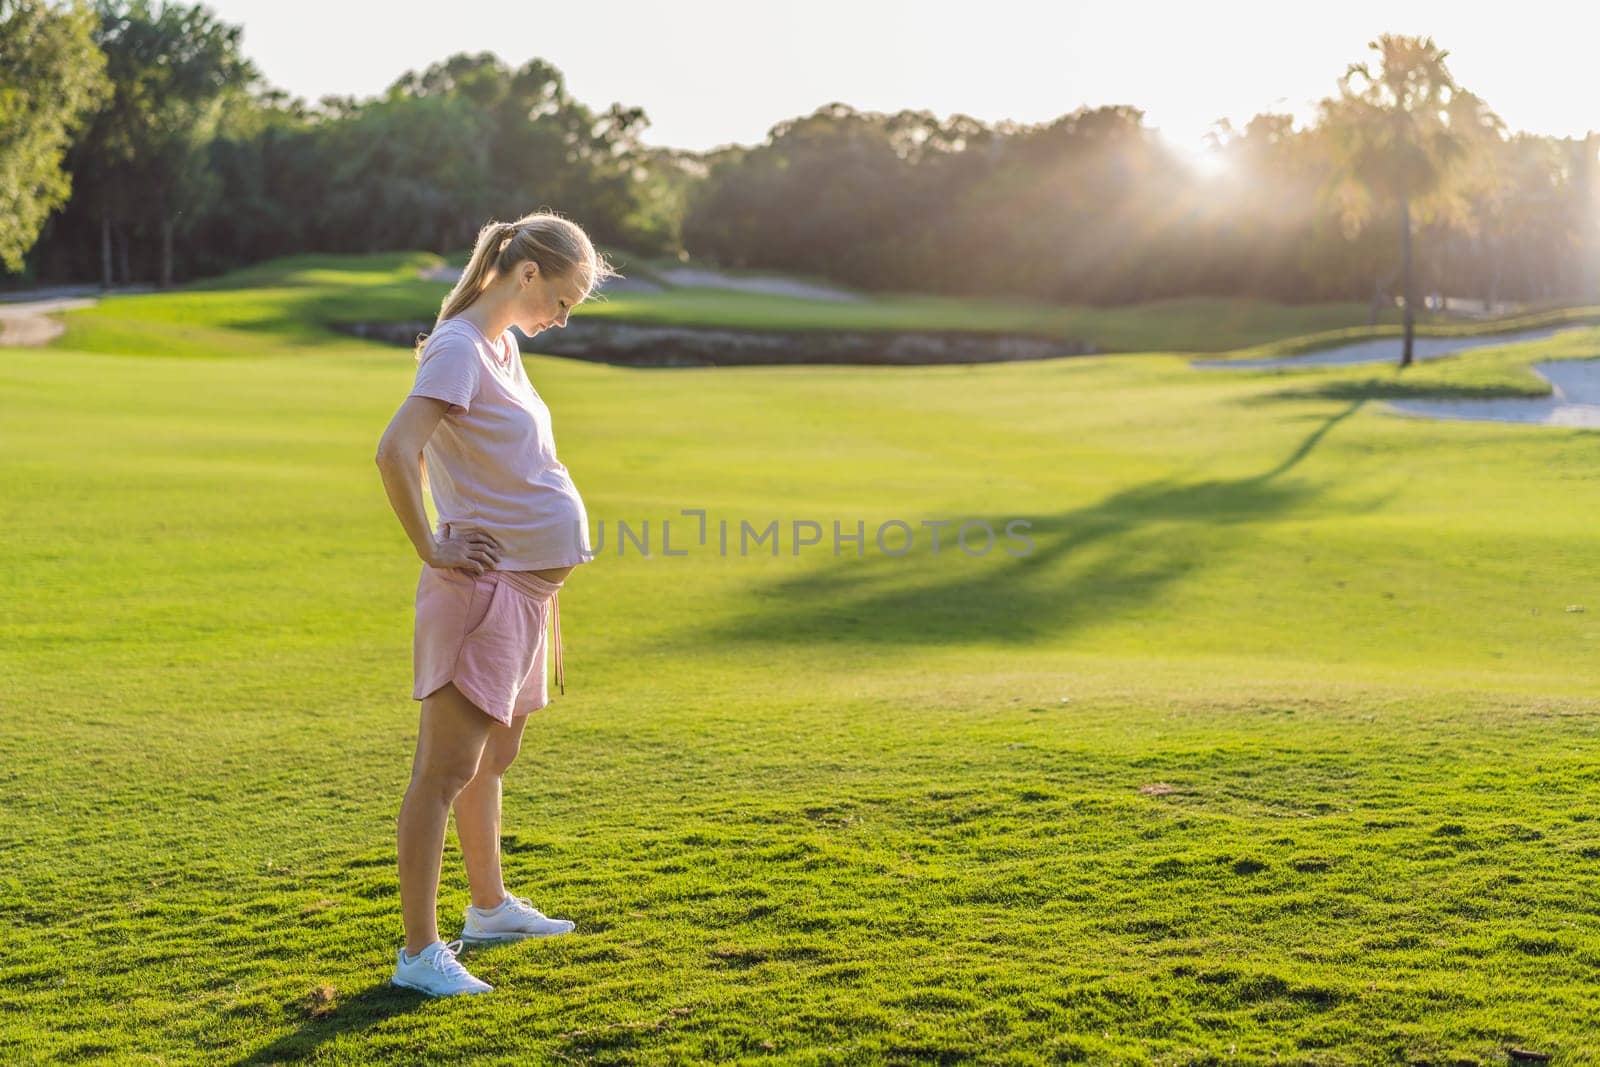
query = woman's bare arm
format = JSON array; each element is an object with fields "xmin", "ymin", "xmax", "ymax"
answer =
[{"xmin": 374, "ymin": 395, "xmax": 502, "ymax": 574}]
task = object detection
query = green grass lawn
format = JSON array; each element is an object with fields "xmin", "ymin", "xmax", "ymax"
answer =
[{"xmin": 3, "ymin": 255, "xmax": 1600, "ymax": 1064}]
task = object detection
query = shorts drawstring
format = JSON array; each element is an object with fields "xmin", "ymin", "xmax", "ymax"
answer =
[
  {"xmin": 550, "ymin": 588, "xmax": 563, "ymax": 695},
  {"xmin": 491, "ymin": 568, "xmax": 567, "ymax": 698}
]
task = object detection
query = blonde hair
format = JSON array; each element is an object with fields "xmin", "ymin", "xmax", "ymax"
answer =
[{"xmin": 414, "ymin": 211, "xmax": 621, "ymax": 361}]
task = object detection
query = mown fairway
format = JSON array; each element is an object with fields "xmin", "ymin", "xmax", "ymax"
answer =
[{"xmin": 3, "ymin": 256, "xmax": 1598, "ymax": 1065}]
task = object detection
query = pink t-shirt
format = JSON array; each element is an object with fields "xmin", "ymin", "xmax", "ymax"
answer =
[{"xmin": 408, "ymin": 317, "xmax": 594, "ymax": 570}]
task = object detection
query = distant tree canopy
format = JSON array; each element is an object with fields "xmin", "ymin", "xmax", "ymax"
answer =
[
  {"xmin": 189, "ymin": 52, "xmax": 665, "ymax": 266},
  {"xmin": 40, "ymin": 0, "xmax": 256, "ymax": 286},
  {"xmin": 686, "ymin": 82, "xmax": 1598, "ymax": 308},
  {"xmin": 25, "ymin": 23, "xmax": 674, "ymax": 284},
  {"xmin": 0, "ymin": 0, "xmax": 108, "ymax": 272},
  {"xmin": 8, "ymin": 8, "xmax": 1600, "ymax": 311}
]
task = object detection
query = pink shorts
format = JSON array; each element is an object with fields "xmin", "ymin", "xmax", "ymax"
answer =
[{"xmin": 413, "ymin": 563, "xmax": 565, "ymax": 726}]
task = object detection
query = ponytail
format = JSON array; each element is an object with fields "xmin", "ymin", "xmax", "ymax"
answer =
[
  {"xmin": 414, "ymin": 220, "xmax": 517, "ymax": 361},
  {"xmin": 414, "ymin": 211, "xmax": 622, "ymax": 362}
]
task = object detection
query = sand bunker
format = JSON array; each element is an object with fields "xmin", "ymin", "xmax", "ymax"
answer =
[
  {"xmin": 0, "ymin": 296, "xmax": 97, "ymax": 346},
  {"xmin": 419, "ymin": 262, "xmax": 862, "ymax": 301},
  {"xmin": 1189, "ymin": 324, "xmax": 1584, "ymax": 370},
  {"xmin": 1189, "ymin": 322, "xmax": 1600, "ymax": 427},
  {"xmin": 421, "ymin": 261, "xmax": 663, "ymax": 293},
  {"xmin": 1386, "ymin": 359, "xmax": 1600, "ymax": 427},
  {"xmin": 651, "ymin": 266, "xmax": 864, "ymax": 302}
]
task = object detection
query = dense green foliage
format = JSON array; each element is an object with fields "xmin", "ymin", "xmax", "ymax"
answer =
[
  {"xmin": 27, "ymin": 34, "xmax": 678, "ymax": 285},
  {"xmin": 37, "ymin": 0, "xmax": 257, "ymax": 287},
  {"xmin": 0, "ymin": 0, "xmax": 107, "ymax": 270},
  {"xmin": 3, "ymin": 257, "xmax": 1599, "ymax": 1063}
]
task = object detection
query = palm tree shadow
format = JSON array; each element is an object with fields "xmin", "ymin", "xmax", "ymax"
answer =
[
  {"xmin": 664, "ymin": 400, "xmax": 1377, "ymax": 650},
  {"xmin": 1234, "ymin": 376, "xmax": 1553, "ymax": 405}
]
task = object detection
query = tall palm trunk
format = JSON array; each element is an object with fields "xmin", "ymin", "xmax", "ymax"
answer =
[{"xmin": 1399, "ymin": 192, "xmax": 1415, "ymax": 368}]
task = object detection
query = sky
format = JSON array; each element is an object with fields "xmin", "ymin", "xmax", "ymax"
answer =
[{"xmin": 202, "ymin": 0, "xmax": 1600, "ymax": 159}]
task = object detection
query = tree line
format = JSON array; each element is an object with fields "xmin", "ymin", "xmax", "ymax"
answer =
[{"xmin": 5, "ymin": 1, "xmax": 1598, "ymax": 341}]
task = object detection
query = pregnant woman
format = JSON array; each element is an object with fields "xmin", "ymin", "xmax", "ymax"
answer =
[{"xmin": 374, "ymin": 213, "xmax": 616, "ymax": 996}]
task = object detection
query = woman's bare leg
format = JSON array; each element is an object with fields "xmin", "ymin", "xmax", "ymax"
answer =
[
  {"xmin": 454, "ymin": 712, "xmax": 531, "ymax": 909},
  {"xmin": 397, "ymin": 681, "xmax": 493, "ymax": 956},
  {"xmin": 451, "ymin": 564, "xmax": 569, "ymax": 909}
]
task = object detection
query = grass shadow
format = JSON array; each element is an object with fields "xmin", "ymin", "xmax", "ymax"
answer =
[{"xmin": 228, "ymin": 981, "xmax": 450, "ymax": 1066}]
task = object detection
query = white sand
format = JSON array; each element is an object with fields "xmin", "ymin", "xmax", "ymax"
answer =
[
  {"xmin": 420, "ymin": 263, "xmax": 664, "ymax": 293},
  {"xmin": 652, "ymin": 266, "xmax": 864, "ymax": 302},
  {"xmin": 421, "ymin": 263, "xmax": 865, "ymax": 301},
  {"xmin": 1190, "ymin": 325, "xmax": 1584, "ymax": 370},
  {"xmin": 1386, "ymin": 359, "xmax": 1600, "ymax": 427},
  {"xmin": 1188, "ymin": 323, "xmax": 1600, "ymax": 427},
  {"xmin": 0, "ymin": 296, "xmax": 97, "ymax": 346},
  {"xmin": 417, "ymin": 264, "xmax": 461, "ymax": 283}
]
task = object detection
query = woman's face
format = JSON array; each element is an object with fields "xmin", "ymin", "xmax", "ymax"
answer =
[{"xmin": 512, "ymin": 260, "xmax": 588, "ymax": 335}]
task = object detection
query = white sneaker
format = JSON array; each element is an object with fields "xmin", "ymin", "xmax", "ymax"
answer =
[
  {"xmin": 461, "ymin": 893, "xmax": 577, "ymax": 945},
  {"xmin": 390, "ymin": 938, "xmax": 493, "ymax": 996}
]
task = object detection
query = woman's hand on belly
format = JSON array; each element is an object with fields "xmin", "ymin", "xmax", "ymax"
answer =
[{"xmin": 427, "ymin": 526, "xmax": 504, "ymax": 576}]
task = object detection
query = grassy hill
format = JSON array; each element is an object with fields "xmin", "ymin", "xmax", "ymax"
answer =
[
  {"xmin": 59, "ymin": 251, "xmax": 1600, "ymax": 356},
  {"xmin": 3, "ymin": 254, "xmax": 1599, "ymax": 1064}
]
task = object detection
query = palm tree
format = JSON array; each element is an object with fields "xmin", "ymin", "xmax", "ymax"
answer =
[{"xmin": 1319, "ymin": 36, "xmax": 1499, "ymax": 367}]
